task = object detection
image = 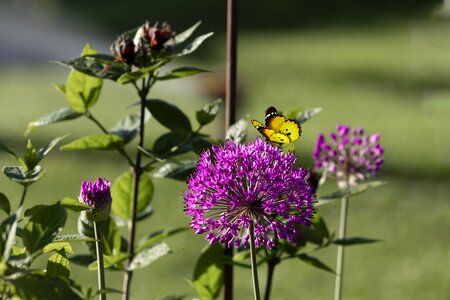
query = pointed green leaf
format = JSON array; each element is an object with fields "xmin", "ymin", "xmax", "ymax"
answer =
[
  {"xmin": 88, "ymin": 252, "xmax": 129, "ymax": 271},
  {"xmin": 153, "ymin": 160, "xmax": 196, "ymax": 181},
  {"xmin": 2, "ymin": 206, "xmax": 22, "ymax": 261},
  {"xmin": 59, "ymin": 54, "xmax": 128, "ymax": 81},
  {"xmin": 196, "ymin": 99, "xmax": 222, "ymax": 126},
  {"xmin": 117, "ymin": 60, "xmax": 166, "ymax": 84},
  {"xmin": 60, "ymin": 134, "xmax": 124, "ymax": 151},
  {"xmin": 174, "ymin": 21, "xmax": 201, "ymax": 45},
  {"xmin": 136, "ymin": 227, "xmax": 188, "ymax": 253},
  {"xmin": 43, "ymin": 242, "xmax": 74, "ymax": 254},
  {"xmin": 46, "ymin": 249, "xmax": 70, "ymax": 279},
  {"xmin": 0, "ymin": 193, "xmax": 11, "ymax": 215},
  {"xmin": 287, "ymin": 107, "xmax": 322, "ymax": 125},
  {"xmin": 226, "ymin": 118, "xmax": 247, "ymax": 143},
  {"xmin": 61, "ymin": 197, "xmax": 92, "ymax": 212},
  {"xmin": 333, "ymin": 237, "xmax": 381, "ymax": 246},
  {"xmin": 153, "ymin": 131, "xmax": 191, "ymax": 157},
  {"xmin": 136, "ymin": 204, "xmax": 154, "ymax": 222},
  {"xmin": 111, "ymin": 172, "xmax": 154, "ymax": 220},
  {"xmin": 178, "ymin": 32, "xmax": 214, "ymax": 57},
  {"xmin": 3, "ymin": 166, "xmax": 45, "ymax": 185},
  {"xmin": 0, "ymin": 142, "xmax": 19, "ymax": 161},
  {"xmin": 298, "ymin": 254, "xmax": 335, "ymax": 274},
  {"xmin": 193, "ymin": 244, "xmax": 224, "ymax": 300},
  {"xmin": 65, "ymin": 44, "xmax": 103, "ymax": 112},
  {"xmin": 146, "ymin": 99, "xmax": 192, "ymax": 133},
  {"xmin": 26, "ymin": 108, "xmax": 82, "ymax": 135},
  {"xmin": 158, "ymin": 67, "xmax": 210, "ymax": 81},
  {"xmin": 53, "ymin": 234, "xmax": 96, "ymax": 243},
  {"xmin": 35, "ymin": 135, "xmax": 67, "ymax": 164},
  {"xmin": 53, "ymin": 83, "xmax": 66, "ymax": 94},
  {"xmin": 77, "ymin": 215, "xmax": 122, "ymax": 256},
  {"xmin": 110, "ymin": 111, "xmax": 150, "ymax": 144},
  {"xmin": 21, "ymin": 203, "xmax": 67, "ymax": 254},
  {"xmin": 127, "ymin": 242, "xmax": 171, "ymax": 271}
]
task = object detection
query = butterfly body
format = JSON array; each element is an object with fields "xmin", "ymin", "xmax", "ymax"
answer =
[{"xmin": 251, "ymin": 106, "xmax": 301, "ymax": 144}]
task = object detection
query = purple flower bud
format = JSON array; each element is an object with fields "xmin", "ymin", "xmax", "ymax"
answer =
[{"xmin": 79, "ymin": 178, "xmax": 112, "ymax": 222}]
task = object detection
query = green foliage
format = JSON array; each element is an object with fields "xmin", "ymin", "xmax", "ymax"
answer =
[
  {"xmin": 196, "ymin": 99, "xmax": 222, "ymax": 126},
  {"xmin": 60, "ymin": 134, "xmax": 124, "ymax": 151},
  {"xmin": 286, "ymin": 107, "xmax": 322, "ymax": 125},
  {"xmin": 21, "ymin": 203, "xmax": 67, "ymax": 255},
  {"xmin": 192, "ymin": 244, "xmax": 224, "ymax": 300},
  {"xmin": 117, "ymin": 61, "xmax": 166, "ymax": 84},
  {"xmin": 158, "ymin": 67, "xmax": 210, "ymax": 81},
  {"xmin": 333, "ymin": 237, "xmax": 381, "ymax": 246},
  {"xmin": 65, "ymin": 45, "xmax": 103, "ymax": 113},
  {"xmin": 135, "ymin": 228, "xmax": 188, "ymax": 253},
  {"xmin": 46, "ymin": 249, "xmax": 71, "ymax": 279},
  {"xmin": 110, "ymin": 112, "xmax": 150, "ymax": 144},
  {"xmin": 153, "ymin": 160, "xmax": 197, "ymax": 181},
  {"xmin": 317, "ymin": 181, "xmax": 386, "ymax": 206},
  {"xmin": 26, "ymin": 108, "xmax": 82, "ymax": 135},
  {"xmin": 226, "ymin": 118, "xmax": 248, "ymax": 143},
  {"xmin": 0, "ymin": 193, "xmax": 11, "ymax": 215},
  {"xmin": 297, "ymin": 254, "xmax": 335, "ymax": 274},
  {"xmin": 127, "ymin": 242, "xmax": 171, "ymax": 271},
  {"xmin": 146, "ymin": 99, "xmax": 192, "ymax": 133},
  {"xmin": 111, "ymin": 171, "xmax": 154, "ymax": 220},
  {"xmin": 60, "ymin": 197, "xmax": 92, "ymax": 212}
]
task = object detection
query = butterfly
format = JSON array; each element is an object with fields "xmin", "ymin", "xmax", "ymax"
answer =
[{"xmin": 251, "ymin": 106, "xmax": 302, "ymax": 144}]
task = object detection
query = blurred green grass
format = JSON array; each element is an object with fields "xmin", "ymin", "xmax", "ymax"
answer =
[{"xmin": 1, "ymin": 19, "xmax": 449, "ymax": 299}]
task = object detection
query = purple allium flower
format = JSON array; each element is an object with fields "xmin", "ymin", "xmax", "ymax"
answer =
[
  {"xmin": 184, "ymin": 139, "xmax": 315, "ymax": 249},
  {"xmin": 79, "ymin": 178, "xmax": 112, "ymax": 222},
  {"xmin": 313, "ymin": 124, "xmax": 384, "ymax": 189}
]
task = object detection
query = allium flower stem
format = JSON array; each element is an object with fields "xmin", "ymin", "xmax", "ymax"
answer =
[
  {"xmin": 249, "ymin": 223, "xmax": 261, "ymax": 300},
  {"xmin": 334, "ymin": 195, "xmax": 349, "ymax": 300},
  {"xmin": 93, "ymin": 221, "xmax": 107, "ymax": 300},
  {"xmin": 263, "ymin": 259, "xmax": 277, "ymax": 300}
]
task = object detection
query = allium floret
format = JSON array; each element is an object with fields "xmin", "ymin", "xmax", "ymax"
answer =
[
  {"xmin": 313, "ymin": 124, "xmax": 384, "ymax": 188},
  {"xmin": 184, "ymin": 139, "xmax": 315, "ymax": 249},
  {"xmin": 79, "ymin": 178, "xmax": 112, "ymax": 222}
]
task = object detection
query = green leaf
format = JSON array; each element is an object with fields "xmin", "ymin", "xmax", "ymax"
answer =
[
  {"xmin": 297, "ymin": 254, "xmax": 335, "ymax": 274},
  {"xmin": 191, "ymin": 137, "xmax": 214, "ymax": 155},
  {"xmin": 117, "ymin": 60, "xmax": 166, "ymax": 84},
  {"xmin": 60, "ymin": 197, "xmax": 92, "ymax": 212},
  {"xmin": 316, "ymin": 181, "xmax": 386, "ymax": 206},
  {"xmin": 60, "ymin": 54, "xmax": 129, "ymax": 81},
  {"xmin": 35, "ymin": 135, "xmax": 67, "ymax": 164},
  {"xmin": 136, "ymin": 227, "xmax": 188, "ymax": 253},
  {"xmin": 65, "ymin": 44, "xmax": 103, "ymax": 113},
  {"xmin": 3, "ymin": 166, "xmax": 45, "ymax": 185},
  {"xmin": 146, "ymin": 99, "xmax": 192, "ymax": 133},
  {"xmin": 153, "ymin": 132, "xmax": 191, "ymax": 157},
  {"xmin": 158, "ymin": 295, "xmax": 186, "ymax": 300},
  {"xmin": 60, "ymin": 134, "xmax": 124, "ymax": 151},
  {"xmin": 174, "ymin": 21, "xmax": 201, "ymax": 45},
  {"xmin": 153, "ymin": 160, "xmax": 196, "ymax": 181},
  {"xmin": 226, "ymin": 118, "xmax": 247, "ymax": 143},
  {"xmin": 53, "ymin": 83, "xmax": 66, "ymax": 94},
  {"xmin": 158, "ymin": 67, "xmax": 210, "ymax": 81},
  {"xmin": 77, "ymin": 215, "xmax": 122, "ymax": 256},
  {"xmin": 88, "ymin": 252, "xmax": 129, "ymax": 271},
  {"xmin": 196, "ymin": 99, "xmax": 222, "ymax": 126},
  {"xmin": 69, "ymin": 254, "xmax": 95, "ymax": 267},
  {"xmin": 127, "ymin": 242, "xmax": 171, "ymax": 271},
  {"xmin": 43, "ymin": 242, "xmax": 74, "ymax": 254},
  {"xmin": 46, "ymin": 249, "xmax": 71, "ymax": 279},
  {"xmin": 333, "ymin": 237, "xmax": 381, "ymax": 246},
  {"xmin": 136, "ymin": 204, "xmax": 154, "ymax": 222},
  {"xmin": 193, "ymin": 244, "xmax": 224, "ymax": 300},
  {"xmin": 0, "ymin": 193, "xmax": 11, "ymax": 215},
  {"xmin": 53, "ymin": 234, "xmax": 96, "ymax": 243},
  {"xmin": 110, "ymin": 111, "xmax": 150, "ymax": 144},
  {"xmin": 21, "ymin": 203, "xmax": 67, "ymax": 254},
  {"xmin": 178, "ymin": 32, "xmax": 214, "ymax": 57},
  {"xmin": 111, "ymin": 172, "xmax": 154, "ymax": 220},
  {"xmin": 26, "ymin": 108, "xmax": 82, "ymax": 135},
  {"xmin": 287, "ymin": 107, "xmax": 322, "ymax": 124}
]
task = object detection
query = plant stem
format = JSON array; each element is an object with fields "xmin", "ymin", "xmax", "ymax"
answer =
[
  {"xmin": 263, "ymin": 260, "xmax": 277, "ymax": 300},
  {"xmin": 86, "ymin": 112, "xmax": 134, "ymax": 167},
  {"xmin": 93, "ymin": 221, "xmax": 106, "ymax": 300},
  {"xmin": 18, "ymin": 185, "xmax": 28, "ymax": 208},
  {"xmin": 3, "ymin": 186, "xmax": 27, "ymax": 262},
  {"xmin": 224, "ymin": 0, "xmax": 238, "ymax": 298},
  {"xmin": 122, "ymin": 78, "xmax": 151, "ymax": 300},
  {"xmin": 334, "ymin": 196, "xmax": 349, "ymax": 300},
  {"xmin": 249, "ymin": 223, "xmax": 261, "ymax": 300}
]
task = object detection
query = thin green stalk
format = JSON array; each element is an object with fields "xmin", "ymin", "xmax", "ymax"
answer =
[
  {"xmin": 249, "ymin": 223, "xmax": 261, "ymax": 300},
  {"xmin": 18, "ymin": 185, "xmax": 28, "ymax": 208},
  {"xmin": 93, "ymin": 221, "xmax": 106, "ymax": 300},
  {"xmin": 263, "ymin": 259, "xmax": 277, "ymax": 300},
  {"xmin": 334, "ymin": 195, "xmax": 349, "ymax": 300},
  {"xmin": 3, "ymin": 186, "xmax": 27, "ymax": 262}
]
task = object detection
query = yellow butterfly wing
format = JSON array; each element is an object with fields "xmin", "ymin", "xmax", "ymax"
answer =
[
  {"xmin": 278, "ymin": 119, "xmax": 301, "ymax": 142},
  {"xmin": 251, "ymin": 119, "xmax": 264, "ymax": 129}
]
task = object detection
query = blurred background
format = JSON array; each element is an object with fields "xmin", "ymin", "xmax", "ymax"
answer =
[{"xmin": 0, "ymin": 0, "xmax": 449, "ymax": 299}]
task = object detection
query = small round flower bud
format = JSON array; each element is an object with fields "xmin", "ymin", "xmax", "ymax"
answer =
[
  {"xmin": 79, "ymin": 178, "xmax": 112, "ymax": 222},
  {"xmin": 133, "ymin": 21, "xmax": 175, "ymax": 52},
  {"xmin": 110, "ymin": 35, "xmax": 135, "ymax": 65}
]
